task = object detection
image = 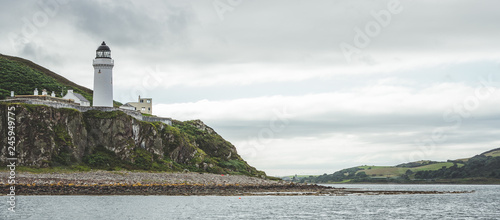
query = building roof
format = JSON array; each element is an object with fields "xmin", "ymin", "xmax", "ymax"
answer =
[
  {"xmin": 73, "ymin": 93, "xmax": 89, "ymax": 102},
  {"xmin": 121, "ymin": 103, "xmax": 134, "ymax": 107},
  {"xmin": 97, "ymin": 41, "xmax": 110, "ymax": 51}
]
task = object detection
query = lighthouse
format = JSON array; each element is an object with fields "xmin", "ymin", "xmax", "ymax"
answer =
[{"xmin": 92, "ymin": 41, "xmax": 114, "ymax": 107}]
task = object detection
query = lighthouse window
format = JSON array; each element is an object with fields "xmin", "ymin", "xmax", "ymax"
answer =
[
  {"xmin": 142, "ymin": 107, "xmax": 146, "ymax": 111},
  {"xmin": 146, "ymin": 100, "xmax": 151, "ymax": 103}
]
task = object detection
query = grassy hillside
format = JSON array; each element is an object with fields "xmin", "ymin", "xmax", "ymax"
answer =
[
  {"xmin": 482, "ymin": 148, "xmax": 500, "ymax": 157},
  {"xmin": 450, "ymin": 148, "xmax": 500, "ymax": 163},
  {"xmin": 357, "ymin": 162, "xmax": 465, "ymax": 178},
  {"xmin": 296, "ymin": 148, "xmax": 500, "ymax": 184},
  {"xmin": 0, "ymin": 54, "xmax": 121, "ymax": 107}
]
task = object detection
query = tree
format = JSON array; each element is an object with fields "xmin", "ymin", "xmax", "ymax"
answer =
[{"xmin": 356, "ymin": 171, "xmax": 368, "ymax": 178}]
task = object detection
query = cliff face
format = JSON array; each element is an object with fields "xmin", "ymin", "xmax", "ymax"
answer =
[{"xmin": 0, "ymin": 103, "xmax": 265, "ymax": 177}]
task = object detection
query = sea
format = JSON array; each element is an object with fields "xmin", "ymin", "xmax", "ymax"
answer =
[{"xmin": 1, "ymin": 184, "xmax": 499, "ymax": 219}]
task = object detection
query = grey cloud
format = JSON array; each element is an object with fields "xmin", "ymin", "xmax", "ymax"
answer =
[
  {"xmin": 61, "ymin": 0, "xmax": 195, "ymax": 50},
  {"xmin": 4, "ymin": 0, "xmax": 500, "ymax": 65},
  {"xmin": 210, "ymin": 112, "xmax": 500, "ymax": 149}
]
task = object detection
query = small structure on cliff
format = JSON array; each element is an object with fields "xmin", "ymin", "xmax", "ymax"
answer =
[
  {"xmin": 8, "ymin": 88, "xmax": 75, "ymax": 104},
  {"xmin": 62, "ymin": 90, "xmax": 90, "ymax": 106},
  {"xmin": 124, "ymin": 96, "xmax": 153, "ymax": 114}
]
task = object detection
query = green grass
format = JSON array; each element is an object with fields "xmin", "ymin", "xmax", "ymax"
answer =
[
  {"xmin": 327, "ymin": 179, "xmax": 352, "ymax": 184},
  {"xmin": 0, "ymin": 53, "xmax": 123, "ymax": 107},
  {"xmin": 0, "ymin": 55, "xmax": 92, "ymax": 102},
  {"xmin": 300, "ymin": 148, "xmax": 500, "ymax": 183},
  {"xmin": 356, "ymin": 162, "xmax": 463, "ymax": 177},
  {"xmin": 484, "ymin": 150, "xmax": 500, "ymax": 157},
  {"xmin": 358, "ymin": 166, "xmax": 392, "ymax": 169},
  {"xmin": 454, "ymin": 149, "xmax": 500, "ymax": 162},
  {"xmin": 455, "ymin": 158, "xmax": 470, "ymax": 162},
  {"xmin": 410, "ymin": 162, "xmax": 462, "ymax": 172},
  {"xmin": 0, "ymin": 54, "xmax": 93, "ymax": 94},
  {"xmin": 361, "ymin": 167, "xmax": 400, "ymax": 177}
]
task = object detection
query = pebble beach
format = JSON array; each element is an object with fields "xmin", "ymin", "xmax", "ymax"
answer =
[{"xmin": 0, "ymin": 171, "xmax": 470, "ymax": 196}]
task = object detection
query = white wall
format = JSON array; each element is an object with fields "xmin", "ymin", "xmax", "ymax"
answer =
[{"xmin": 92, "ymin": 58, "xmax": 114, "ymax": 107}]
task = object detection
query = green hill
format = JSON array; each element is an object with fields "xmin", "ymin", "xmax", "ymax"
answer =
[
  {"xmin": 481, "ymin": 148, "xmax": 500, "ymax": 157},
  {"xmin": 0, "ymin": 53, "xmax": 121, "ymax": 107},
  {"xmin": 297, "ymin": 148, "xmax": 500, "ymax": 184}
]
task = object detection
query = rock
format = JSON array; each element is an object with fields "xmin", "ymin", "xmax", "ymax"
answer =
[{"xmin": 0, "ymin": 103, "xmax": 264, "ymax": 177}]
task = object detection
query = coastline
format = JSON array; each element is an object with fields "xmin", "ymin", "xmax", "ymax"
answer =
[
  {"xmin": 0, "ymin": 183, "xmax": 469, "ymax": 196},
  {"xmin": 0, "ymin": 171, "xmax": 472, "ymax": 196},
  {"xmin": 321, "ymin": 179, "xmax": 500, "ymax": 185}
]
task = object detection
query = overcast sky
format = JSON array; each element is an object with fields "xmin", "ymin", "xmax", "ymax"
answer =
[{"xmin": 2, "ymin": 0, "xmax": 500, "ymax": 176}]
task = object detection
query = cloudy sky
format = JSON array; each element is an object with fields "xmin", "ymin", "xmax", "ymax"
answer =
[{"xmin": 2, "ymin": 0, "xmax": 500, "ymax": 176}]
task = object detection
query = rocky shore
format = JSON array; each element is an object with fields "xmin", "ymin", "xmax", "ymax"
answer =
[
  {"xmin": 0, "ymin": 170, "xmax": 275, "ymax": 186},
  {"xmin": 0, "ymin": 171, "xmax": 471, "ymax": 196}
]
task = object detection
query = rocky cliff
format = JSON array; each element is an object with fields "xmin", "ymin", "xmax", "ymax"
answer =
[{"xmin": 0, "ymin": 102, "xmax": 265, "ymax": 177}]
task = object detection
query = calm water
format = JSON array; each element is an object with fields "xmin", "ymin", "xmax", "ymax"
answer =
[{"xmin": 1, "ymin": 184, "xmax": 499, "ymax": 219}]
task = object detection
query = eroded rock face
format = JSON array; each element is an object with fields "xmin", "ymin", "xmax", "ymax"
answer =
[
  {"xmin": 0, "ymin": 104, "xmax": 187, "ymax": 167},
  {"xmin": 190, "ymin": 119, "xmax": 215, "ymax": 134},
  {"xmin": 0, "ymin": 103, "xmax": 263, "ymax": 177}
]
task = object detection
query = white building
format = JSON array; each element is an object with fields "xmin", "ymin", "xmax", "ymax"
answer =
[
  {"xmin": 63, "ymin": 90, "xmax": 90, "ymax": 106},
  {"xmin": 92, "ymin": 41, "xmax": 114, "ymax": 107}
]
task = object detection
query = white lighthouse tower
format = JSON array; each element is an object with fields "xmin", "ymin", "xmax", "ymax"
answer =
[{"xmin": 92, "ymin": 41, "xmax": 114, "ymax": 107}]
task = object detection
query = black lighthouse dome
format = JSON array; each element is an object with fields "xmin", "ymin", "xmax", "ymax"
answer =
[{"xmin": 96, "ymin": 41, "xmax": 111, "ymax": 58}]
